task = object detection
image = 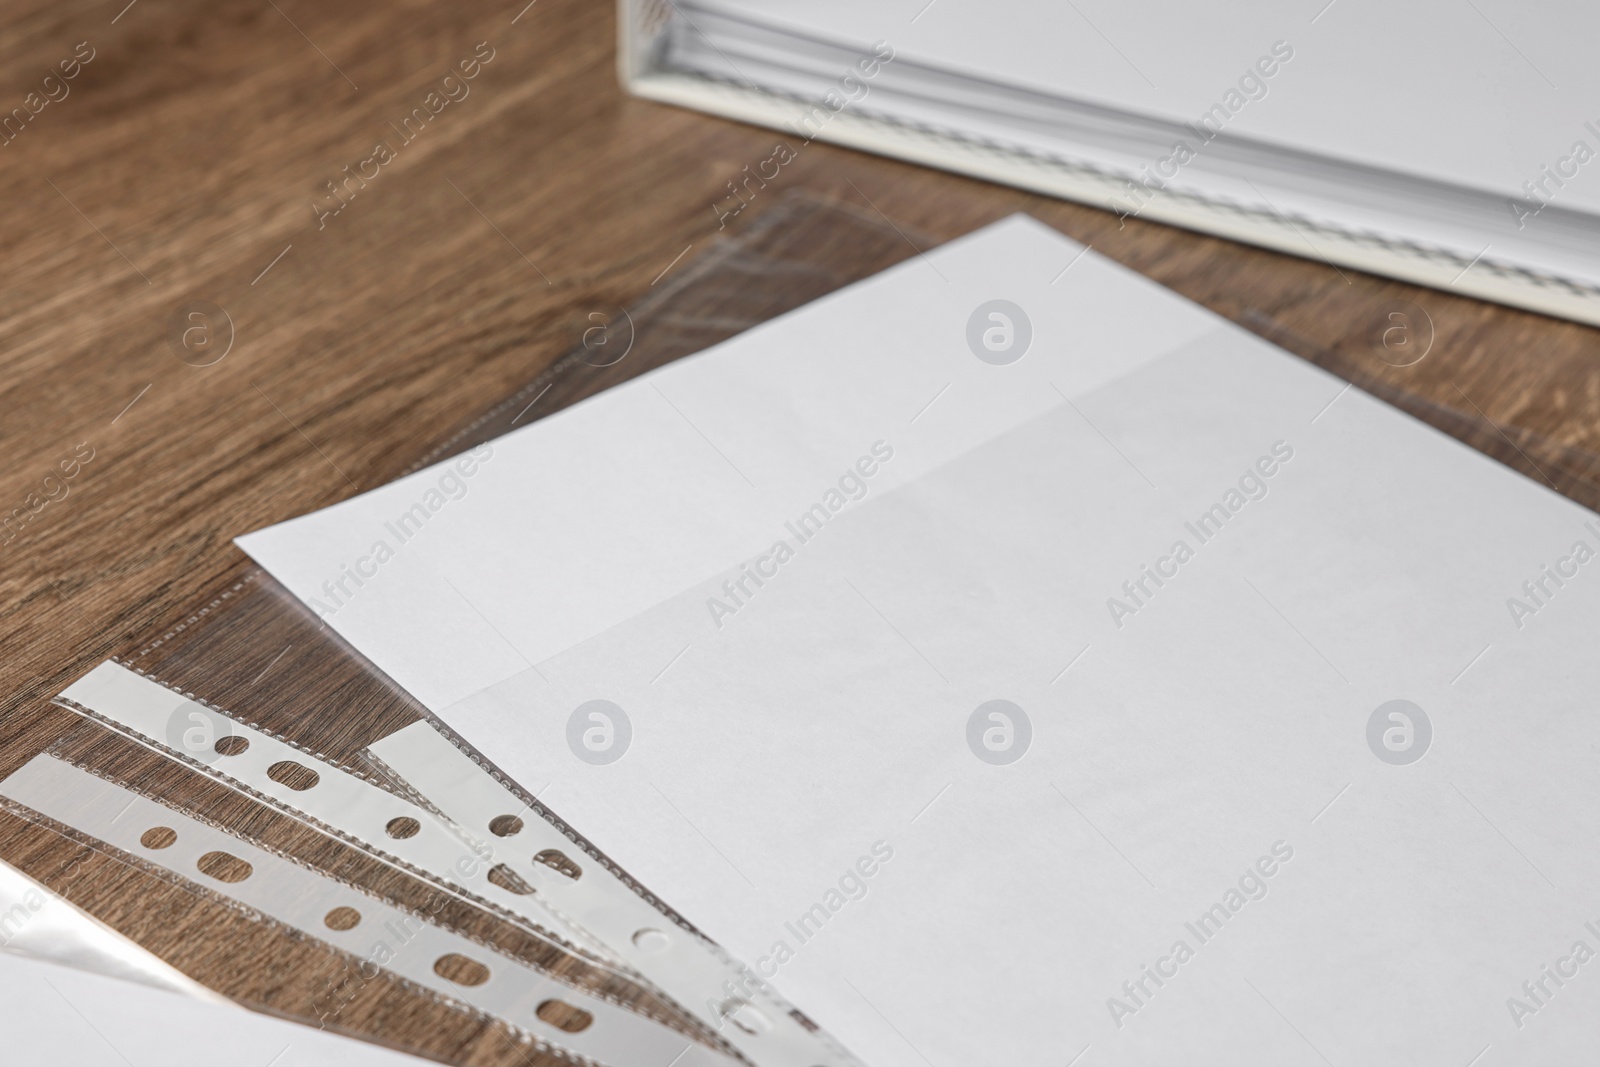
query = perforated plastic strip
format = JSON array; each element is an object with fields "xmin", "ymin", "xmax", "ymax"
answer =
[
  {"xmin": 56, "ymin": 662, "xmax": 616, "ymax": 966},
  {"xmin": 57, "ymin": 660, "xmax": 854, "ymax": 1067},
  {"xmin": 0, "ymin": 753, "xmax": 734, "ymax": 1067},
  {"xmin": 369, "ymin": 720, "xmax": 858, "ymax": 1067}
]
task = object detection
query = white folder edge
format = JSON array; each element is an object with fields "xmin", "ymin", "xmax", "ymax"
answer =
[{"xmin": 617, "ymin": 0, "xmax": 1600, "ymax": 328}]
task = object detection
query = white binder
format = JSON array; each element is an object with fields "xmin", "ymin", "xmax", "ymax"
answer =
[{"xmin": 619, "ymin": 0, "xmax": 1600, "ymax": 325}]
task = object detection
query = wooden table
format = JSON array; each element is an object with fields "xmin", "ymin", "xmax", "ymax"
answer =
[{"xmin": 3, "ymin": 1, "xmax": 1598, "ymax": 1063}]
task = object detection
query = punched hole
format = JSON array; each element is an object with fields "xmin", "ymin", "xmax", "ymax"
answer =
[
  {"xmin": 385, "ymin": 816, "xmax": 421, "ymax": 840},
  {"xmin": 719, "ymin": 999, "xmax": 771, "ymax": 1035},
  {"xmin": 487, "ymin": 864, "xmax": 535, "ymax": 896},
  {"xmin": 631, "ymin": 928, "xmax": 669, "ymax": 953},
  {"xmin": 324, "ymin": 906, "xmax": 362, "ymax": 931},
  {"xmin": 213, "ymin": 736, "xmax": 250, "ymax": 757},
  {"xmin": 534, "ymin": 849, "xmax": 581, "ymax": 881},
  {"xmin": 535, "ymin": 999, "xmax": 594, "ymax": 1034},
  {"xmin": 433, "ymin": 953, "xmax": 491, "ymax": 987},
  {"xmin": 140, "ymin": 827, "xmax": 177, "ymax": 850},
  {"xmin": 266, "ymin": 760, "xmax": 320, "ymax": 791},
  {"xmin": 488, "ymin": 814, "xmax": 524, "ymax": 838},
  {"xmin": 195, "ymin": 850, "xmax": 253, "ymax": 884}
]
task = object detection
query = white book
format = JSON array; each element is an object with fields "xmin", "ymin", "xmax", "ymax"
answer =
[
  {"xmin": 240, "ymin": 217, "xmax": 1600, "ymax": 1066},
  {"xmin": 620, "ymin": 0, "xmax": 1600, "ymax": 324}
]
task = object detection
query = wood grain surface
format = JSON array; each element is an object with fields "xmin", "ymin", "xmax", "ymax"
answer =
[{"xmin": 2, "ymin": 1, "xmax": 1599, "ymax": 1064}]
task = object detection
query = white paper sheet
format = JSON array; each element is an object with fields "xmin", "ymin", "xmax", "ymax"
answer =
[
  {"xmin": 0, "ymin": 950, "xmax": 429, "ymax": 1065},
  {"xmin": 239, "ymin": 217, "xmax": 1600, "ymax": 1066}
]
